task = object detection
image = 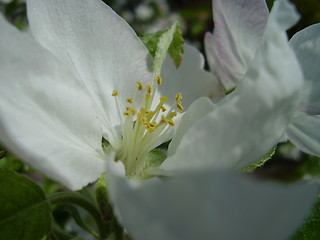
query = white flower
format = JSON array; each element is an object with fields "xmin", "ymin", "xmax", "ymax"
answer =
[
  {"xmin": 0, "ymin": 0, "xmax": 215, "ymax": 189},
  {"xmin": 106, "ymin": 1, "xmax": 317, "ymax": 239},
  {"xmin": 0, "ymin": 0, "xmax": 317, "ymax": 239},
  {"xmin": 204, "ymin": 0, "xmax": 320, "ymax": 156}
]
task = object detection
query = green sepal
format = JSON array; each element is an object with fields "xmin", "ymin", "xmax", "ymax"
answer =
[
  {"xmin": 62, "ymin": 205, "xmax": 99, "ymax": 239},
  {"xmin": 241, "ymin": 147, "xmax": 276, "ymax": 172},
  {"xmin": 49, "ymin": 192, "xmax": 109, "ymax": 239},
  {"xmin": 96, "ymin": 175, "xmax": 114, "ymax": 222},
  {"xmin": 290, "ymin": 196, "xmax": 320, "ymax": 240},
  {"xmin": 143, "ymin": 148, "xmax": 167, "ymax": 171},
  {"xmin": 0, "ymin": 168, "xmax": 52, "ymax": 240},
  {"xmin": 140, "ymin": 21, "xmax": 184, "ymax": 76}
]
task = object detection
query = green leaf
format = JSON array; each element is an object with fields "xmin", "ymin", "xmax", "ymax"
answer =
[
  {"xmin": 140, "ymin": 21, "xmax": 184, "ymax": 76},
  {"xmin": 0, "ymin": 168, "xmax": 51, "ymax": 240},
  {"xmin": 290, "ymin": 196, "xmax": 320, "ymax": 240},
  {"xmin": 241, "ymin": 147, "xmax": 276, "ymax": 172}
]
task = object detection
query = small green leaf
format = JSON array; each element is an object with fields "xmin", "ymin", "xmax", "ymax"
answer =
[
  {"xmin": 0, "ymin": 168, "xmax": 52, "ymax": 240},
  {"xmin": 140, "ymin": 21, "xmax": 184, "ymax": 76},
  {"xmin": 241, "ymin": 147, "xmax": 276, "ymax": 172},
  {"xmin": 290, "ymin": 196, "xmax": 320, "ymax": 240}
]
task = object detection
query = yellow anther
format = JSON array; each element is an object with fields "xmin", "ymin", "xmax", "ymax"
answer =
[
  {"xmin": 112, "ymin": 90, "xmax": 119, "ymax": 97},
  {"xmin": 136, "ymin": 82, "xmax": 144, "ymax": 91},
  {"xmin": 160, "ymin": 115, "xmax": 166, "ymax": 123},
  {"xmin": 167, "ymin": 111, "xmax": 177, "ymax": 118},
  {"xmin": 167, "ymin": 119, "xmax": 175, "ymax": 127},
  {"xmin": 156, "ymin": 75, "xmax": 162, "ymax": 85},
  {"xmin": 161, "ymin": 106, "xmax": 166, "ymax": 112},
  {"xmin": 126, "ymin": 98, "xmax": 134, "ymax": 104},
  {"xmin": 175, "ymin": 92, "xmax": 183, "ymax": 101},
  {"xmin": 146, "ymin": 84, "xmax": 152, "ymax": 94},
  {"xmin": 149, "ymin": 122, "xmax": 157, "ymax": 128},
  {"xmin": 159, "ymin": 116, "xmax": 175, "ymax": 127},
  {"xmin": 160, "ymin": 96, "xmax": 169, "ymax": 103},
  {"xmin": 176, "ymin": 101, "xmax": 184, "ymax": 111},
  {"xmin": 124, "ymin": 107, "xmax": 136, "ymax": 116}
]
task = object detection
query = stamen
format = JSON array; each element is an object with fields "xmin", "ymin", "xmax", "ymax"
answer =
[
  {"xmin": 156, "ymin": 75, "xmax": 162, "ymax": 85},
  {"xmin": 137, "ymin": 82, "xmax": 144, "ymax": 91},
  {"xmin": 146, "ymin": 84, "xmax": 152, "ymax": 94},
  {"xmin": 175, "ymin": 92, "xmax": 183, "ymax": 101},
  {"xmin": 112, "ymin": 90, "xmax": 119, "ymax": 97},
  {"xmin": 176, "ymin": 101, "xmax": 184, "ymax": 111},
  {"xmin": 126, "ymin": 98, "xmax": 134, "ymax": 104},
  {"xmin": 167, "ymin": 111, "xmax": 177, "ymax": 118},
  {"xmin": 123, "ymin": 107, "xmax": 136, "ymax": 117}
]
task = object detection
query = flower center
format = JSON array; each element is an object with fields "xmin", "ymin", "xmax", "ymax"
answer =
[{"xmin": 112, "ymin": 75, "xmax": 183, "ymax": 177}]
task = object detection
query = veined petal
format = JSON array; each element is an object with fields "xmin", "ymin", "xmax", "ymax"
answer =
[
  {"xmin": 206, "ymin": 0, "xmax": 269, "ymax": 89},
  {"xmin": 167, "ymin": 97, "xmax": 215, "ymax": 157},
  {"xmin": 27, "ymin": 0, "xmax": 153, "ymax": 148},
  {"xmin": 0, "ymin": 15, "xmax": 107, "ymax": 190},
  {"xmin": 107, "ymin": 161, "xmax": 317, "ymax": 240},
  {"xmin": 287, "ymin": 114, "xmax": 320, "ymax": 156},
  {"xmin": 290, "ymin": 24, "xmax": 320, "ymax": 115},
  {"xmin": 160, "ymin": 44, "xmax": 224, "ymax": 108},
  {"xmin": 162, "ymin": 0, "xmax": 303, "ymax": 172}
]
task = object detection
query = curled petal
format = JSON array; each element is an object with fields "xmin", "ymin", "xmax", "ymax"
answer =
[{"xmin": 287, "ymin": 114, "xmax": 320, "ymax": 156}]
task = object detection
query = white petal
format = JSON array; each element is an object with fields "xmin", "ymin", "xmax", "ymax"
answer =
[
  {"xmin": 107, "ymin": 162, "xmax": 317, "ymax": 240},
  {"xmin": 159, "ymin": 44, "xmax": 224, "ymax": 108},
  {"xmin": 0, "ymin": 15, "xmax": 108, "ymax": 190},
  {"xmin": 290, "ymin": 24, "xmax": 320, "ymax": 115},
  {"xmin": 168, "ymin": 97, "xmax": 215, "ymax": 157},
  {"xmin": 27, "ymin": 0, "xmax": 153, "ymax": 148},
  {"xmin": 287, "ymin": 114, "xmax": 320, "ymax": 156},
  {"xmin": 162, "ymin": 0, "xmax": 303, "ymax": 172},
  {"xmin": 206, "ymin": 0, "xmax": 269, "ymax": 89}
]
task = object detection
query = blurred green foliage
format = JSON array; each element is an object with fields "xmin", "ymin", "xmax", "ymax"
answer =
[{"xmin": 291, "ymin": 196, "xmax": 320, "ymax": 240}]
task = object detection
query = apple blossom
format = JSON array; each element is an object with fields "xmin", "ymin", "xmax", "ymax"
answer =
[
  {"xmin": 204, "ymin": 0, "xmax": 320, "ymax": 156},
  {"xmin": 0, "ymin": 0, "xmax": 317, "ymax": 239},
  {"xmin": 0, "ymin": 0, "xmax": 216, "ymax": 189}
]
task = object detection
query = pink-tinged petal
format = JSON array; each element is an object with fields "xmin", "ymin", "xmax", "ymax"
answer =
[
  {"xmin": 206, "ymin": 0, "xmax": 269, "ymax": 90},
  {"xmin": 27, "ymin": 0, "xmax": 153, "ymax": 148},
  {"xmin": 162, "ymin": 0, "xmax": 303, "ymax": 172},
  {"xmin": 0, "ymin": 15, "xmax": 109, "ymax": 190}
]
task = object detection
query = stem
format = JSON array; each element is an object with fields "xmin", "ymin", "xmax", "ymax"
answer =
[{"xmin": 48, "ymin": 192, "xmax": 108, "ymax": 239}]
